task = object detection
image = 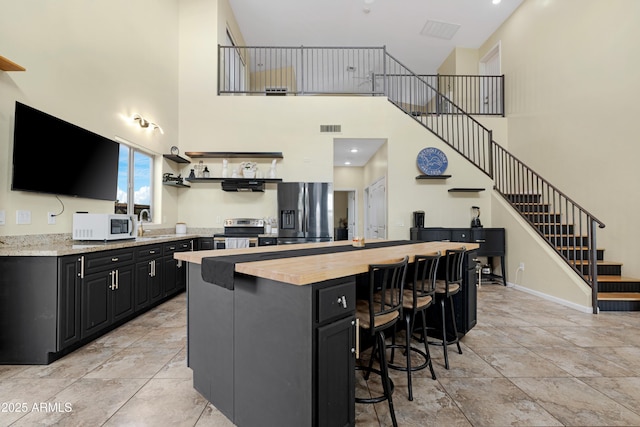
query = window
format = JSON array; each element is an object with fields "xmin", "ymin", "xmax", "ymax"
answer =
[{"xmin": 115, "ymin": 142, "xmax": 153, "ymax": 220}]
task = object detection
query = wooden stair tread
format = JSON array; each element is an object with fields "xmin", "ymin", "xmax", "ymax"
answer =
[
  {"xmin": 596, "ymin": 275, "xmax": 640, "ymax": 283},
  {"xmin": 572, "ymin": 260, "xmax": 622, "ymax": 266},
  {"xmin": 556, "ymin": 247, "xmax": 604, "ymax": 250},
  {"xmin": 598, "ymin": 292, "xmax": 640, "ymax": 301}
]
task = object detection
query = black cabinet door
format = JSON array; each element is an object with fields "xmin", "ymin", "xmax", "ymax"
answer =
[
  {"xmin": 57, "ymin": 256, "xmax": 81, "ymax": 349},
  {"xmin": 81, "ymin": 271, "xmax": 112, "ymax": 338},
  {"xmin": 112, "ymin": 265, "xmax": 135, "ymax": 323},
  {"xmin": 134, "ymin": 261, "xmax": 152, "ymax": 311},
  {"xmin": 471, "ymin": 228, "xmax": 505, "ymax": 256},
  {"xmin": 163, "ymin": 256, "xmax": 178, "ymax": 296},
  {"xmin": 149, "ymin": 259, "xmax": 163, "ymax": 304},
  {"xmin": 199, "ymin": 237, "xmax": 214, "ymax": 250},
  {"xmin": 411, "ymin": 227, "xmax": 452, "ymax": 242},
  {"xmin": 317, "ymin": 315, "xmax": 355, "ymax": 427}
]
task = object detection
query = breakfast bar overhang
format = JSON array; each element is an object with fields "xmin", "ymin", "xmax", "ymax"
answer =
[{"xmin": 174, "ymin": 240, "xmax": 478, "ymax": 427}]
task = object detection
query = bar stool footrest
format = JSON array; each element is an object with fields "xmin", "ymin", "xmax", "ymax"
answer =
[
  {"xmin": 355, "ymin": 365, "xmax": 395, "ymax": 404},
  {"xmin": 386, "ymin": 344, "xmax": 430, "ymax": 372}
]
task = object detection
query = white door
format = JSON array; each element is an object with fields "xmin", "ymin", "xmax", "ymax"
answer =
[
  {"xmin": 347, "ymin": 191, "xmax": 356, "ymax": 240},
  {"xmin": 480, "ymin": 42, "xmax": 501, "ymax": 114},
  {"xmin": 365, "ymin": 177, "xmax": 386, "ymax": 240}
]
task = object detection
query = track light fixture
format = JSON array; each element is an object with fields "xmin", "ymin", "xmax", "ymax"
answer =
[{"xmin": 132, "ymin": 113, "xmax": 163, "ymax": 134}]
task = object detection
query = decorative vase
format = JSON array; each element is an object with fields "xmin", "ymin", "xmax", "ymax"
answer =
[
  {"xmin": 242, "ymin": 169, "xmax": 256, "ymax": 178},
  {"xmin": 269, "ymin": 159, "xmax": 277, "ymax": 178},
  {"xmin": 222, "ymin": 159, "xmax": 228, "ymax": 178}
]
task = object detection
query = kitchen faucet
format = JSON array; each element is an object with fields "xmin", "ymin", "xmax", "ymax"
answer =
[{"xmin": 138, "ymin": 209, "xmax": 151, "ymax": 236}]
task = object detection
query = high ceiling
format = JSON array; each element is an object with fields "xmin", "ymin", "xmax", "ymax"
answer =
[{"xmin": 228, "ymin": 0, "xmax": 524, "ymax": 166}]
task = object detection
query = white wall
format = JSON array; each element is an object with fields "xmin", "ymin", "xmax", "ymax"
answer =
[
  {"xmin": 0, "ymin": 0, "xmax": 180, "ymax": 235},
  {"xmin": 479, "ymin": 0, "xmax": 640, "ymax": 279}
]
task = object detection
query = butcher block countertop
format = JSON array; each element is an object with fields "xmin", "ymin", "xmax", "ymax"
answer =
[{"xmin": 175, "ymin": 240, "xmax": 478, "ymax": 286}]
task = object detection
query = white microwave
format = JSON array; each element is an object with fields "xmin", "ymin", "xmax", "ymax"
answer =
[{"xmin": 73, "ymin": 213, "xmax": 137, "ymax": 241}]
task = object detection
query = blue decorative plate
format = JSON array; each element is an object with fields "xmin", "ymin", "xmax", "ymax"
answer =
[{"xmin": 417, "ymin": 147, "xmax": 448, "ymax": 176}]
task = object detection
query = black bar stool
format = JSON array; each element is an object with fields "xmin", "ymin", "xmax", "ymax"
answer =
[
  {"xmin": 388, "ymin": 252, "xmax": 440, "ymax": 400},
  {"xmin": 431, "ymin": 247, "xmax": 466, "ymax": 369},
  {"xmin": 355, "ymin": 256, "xmax": 408, "ymax": 427}
]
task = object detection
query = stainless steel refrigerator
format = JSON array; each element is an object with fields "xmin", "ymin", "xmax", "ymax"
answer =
[{"xmin": 277, "ymin": 182, "xmax": 333, "ymax": 244}]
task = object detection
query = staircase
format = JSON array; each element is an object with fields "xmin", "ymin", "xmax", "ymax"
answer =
[
  {"xmin": 217, "ymin": 45, "xmax": 632, "ymax": 312},
  {"xmin": 506, "ymin": 193, "xmax": 640, "ymax": 311}
]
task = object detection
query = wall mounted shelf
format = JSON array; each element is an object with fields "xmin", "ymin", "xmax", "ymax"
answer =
[
  {"xmin": 186, "ymin": 178, "xmax": 283, "ymax": 183},
  {"xmin": 416, "ymin": 175, "xmax": 451, "ymax": 180},
  {"xmin": 0, "ymin": 55, "xmax": 25, "ymax": 71},
  {"xmin": 163, "ymin": 154, "xmax": 190, "ymax": 164},
  {"xmin": 185, "ymin": 151, "xmax": 283, "ymax": 159},
  {"xmin": 448, "ymin": 188, "xmax": 485, "ymax": 192},
  {"xmin": 162, "ymin": 181, "xmax": 190, "ymax": 188}
]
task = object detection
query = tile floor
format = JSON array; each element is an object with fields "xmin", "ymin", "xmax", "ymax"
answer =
[{"xmin": 2, "ymin": 284, "xmax": 640, "ymax": 426}]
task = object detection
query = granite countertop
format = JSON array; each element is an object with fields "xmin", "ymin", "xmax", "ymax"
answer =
[{"xmin": 0, "ymin": 233, "xmax": 203, "ymax": 257}]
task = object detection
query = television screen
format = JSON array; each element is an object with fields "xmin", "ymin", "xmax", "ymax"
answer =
[{"xmin": 11, "ymin": 101, "xmax": 119, "ymax": 201}]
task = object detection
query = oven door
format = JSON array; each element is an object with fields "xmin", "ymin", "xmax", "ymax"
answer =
[{"xmin": 213, "ymin": 237, "xmax": 258, "ymax": 249}]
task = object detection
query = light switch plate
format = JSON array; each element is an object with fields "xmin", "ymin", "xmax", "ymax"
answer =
[
  {"xmin": 0, "ymin": 210, "xmax": 5, "ymax": 225},
  {"xmin": 16, "ymin": 210, "xmax": 31, "ymax": 224}
]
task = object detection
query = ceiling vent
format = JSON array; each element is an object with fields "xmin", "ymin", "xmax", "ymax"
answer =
[
  {"xmin": 320, "ymin": 124, "xmax": 342, "ymax": 133},
  {"xmin": 420, "ymin": 19, "xmax": 461, "ymax": 40}
]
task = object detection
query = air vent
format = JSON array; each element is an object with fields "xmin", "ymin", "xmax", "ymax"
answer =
[
  {"xmin": 265, "ymin": 87, "xmax": 287, "ymax": 96},
  {"xmin": 320, "ymin": 124, "xmax": 342, "ymax": 133},
  {"xmin": 420, "ymin": 20, "xmax": 461, "ymax": 40}
]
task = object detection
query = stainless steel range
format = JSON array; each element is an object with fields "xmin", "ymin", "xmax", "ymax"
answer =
[{"xmin": 213, "ymin": 218, "xmax": 265, "ymax": 249}]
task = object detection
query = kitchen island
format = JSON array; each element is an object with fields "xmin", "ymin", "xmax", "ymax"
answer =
[{"xmin": 175, "ymin": 239, "xmax": 478, "ymax": 427}]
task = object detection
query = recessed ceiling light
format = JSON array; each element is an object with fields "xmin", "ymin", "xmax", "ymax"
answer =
[
  {"xmin": 350, "ymin": 148, "xmax": 358, "ymax": 153},
  {"xmin": 492, "ymin": 0, "xmax": 501, "ymax": 4},
  {"xmin": 344, "ymin": 161, "xmax": 351, "ymax": 165}
]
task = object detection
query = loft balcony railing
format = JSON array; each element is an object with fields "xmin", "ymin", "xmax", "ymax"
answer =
[{"xmin": 219, "ymin": 45, "xmax": 604, "ymax": 312}]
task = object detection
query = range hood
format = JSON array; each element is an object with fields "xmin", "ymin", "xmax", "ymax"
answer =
[{"xmin": 221, "ymin": 179, "xmax": 265, "ymax": 192}]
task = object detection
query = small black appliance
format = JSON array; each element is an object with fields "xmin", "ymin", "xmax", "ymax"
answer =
[
  {"xmin": 413, "ymin": 210, "xmax": 425, "ymax": 228},
  {"xmin": 470, "ymin": 206, "xmax": 482, "ymax": 228}
]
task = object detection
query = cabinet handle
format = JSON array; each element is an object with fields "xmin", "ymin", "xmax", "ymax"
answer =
[
  {"xmin": 78, "ymin": 256, "xmax": 85, "ymax": 279},
  {"xmin": 150, "ymin": 250, "xmax": 156, "ymax": 254},
  {"xmin": 115, "ymin": 269, "xmax": 119, "ymax": 289},
  {"xmin": 169, "ymin": 246, "xmax": 176, "ymax": 250},
  {"xmin": 354, "ymin": 318, "xmax": 359, "ymax": 359},
  {"xmin": 110, "ymin": 270, "xmax": 115, "ymax": 290},
  {"xmin": 475, "ymin": 239, "xmax": 486, "ymax": 243},
  {"xmin": 111, "ymin": 257, "xmax": 119, "ymax": 262},
  {"xmin": 337, "ymin": 295, "xmax": 348, "ymax": 309}
]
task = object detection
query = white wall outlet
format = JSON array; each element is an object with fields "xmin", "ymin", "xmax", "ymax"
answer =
[
  {"xmin": 0, "ymin": 210, "xmax": 5, "ymax": 225},
  {"xmin": 16, "ymin": 210, "xmax": 31, "ymax": 225},
  {"xmin": 519, "ymin": 262, "xmax": 525, "ymax": 271},
  {"xmin": 48, "ymin": 212, "xmax": 56, "ymax": 225}
]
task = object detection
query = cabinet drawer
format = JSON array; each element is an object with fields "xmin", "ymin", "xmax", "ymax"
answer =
[
  {"xmin": 84, "ymin": 249, "xmax": 134, "ymax": 274},
  {"xmin": 317, "ymin": 281, "xmax": 355, "ymax": 323},
  {"xmin": 163, "ymin": 240, "xmax": 192, "ymax": 255},
  {"xmin": 136, "ymin": 245, "xmax": 163, "ymax": 260},
  {"xmin": 451, "ymin": 228, "xmax": 471, "ymax": 242}
]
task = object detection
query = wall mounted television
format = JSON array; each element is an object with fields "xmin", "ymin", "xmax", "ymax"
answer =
[{"xmin": 11, "ymin": 101, "xmax": 119, "ymax": 202}]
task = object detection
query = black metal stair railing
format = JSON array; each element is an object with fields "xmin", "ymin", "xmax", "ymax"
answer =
[{"xmin": 218, "ymin": 45, "xmax": 605, "ymax": 312}]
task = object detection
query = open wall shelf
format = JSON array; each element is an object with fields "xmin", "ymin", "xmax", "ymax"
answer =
[
  {"xmin": 163, "ymin": 154, "xmax": 190, "ymax": 164},
  {"xmin": 185, "ymin": 151, "xmax": 283, "ymax": 159},
  {"xmin": 416, "ymin": 175, "xmax": 451, "ymax": 180},
  {"xmin": 448, "ymin": 188, "xmax": 485, "ymax": 192}
]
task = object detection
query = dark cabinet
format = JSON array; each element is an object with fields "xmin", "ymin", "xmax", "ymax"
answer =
[
  {"xmin": 316, "ymin": 281, "xmax": 356, "ymax": 427},
  {"xmin": 1, "ymin": 237, "xmax": 193, "ymax": 365},
  {"xmin": 162, "ymin": 239, "xmax": 192, "ymax": 296},
  {"xmin": 82, "ymin": 249, "xmax": 135, "ymax": 338},
  {"xmin": 58, "ymin": 256, "xmax": 81, "ymax": 349},
  {"xmin": 411, "ymin": 227, "xmax": 506, "ymax": 282},
  {"xmin": 135, "ymin": 245, "xmax": 163, "ymax": 310},
  {"xmin": 198, "ymin": 237, "xmax": 214, "ymax": 250},
  {"xmin": 317, "ymin": 315, "xmax": 355, "ymax": 427}
]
